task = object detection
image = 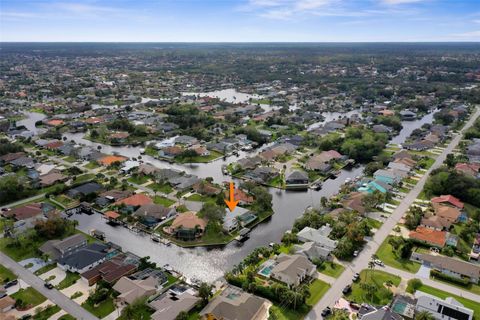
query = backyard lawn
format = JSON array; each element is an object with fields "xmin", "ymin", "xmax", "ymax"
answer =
[
  {"xmin": 82, "ymin": 297, "xmax": 116, "ymax": 318},
  {"xmin": 12, "ymin": 287, "xmax": 47, "ymax": 308},
  {"xmin": 74, "ymin": 173, "xmax": 96, "ymax": 184},
  {"xmin": 317, "ymin": 261, "xmax": 345, "ymax": 278},
  {"xmin": 0, "ymin": 237, "xmax": 43, "ymax": 261},
  {"xmin": 153, "ymin": 196, "xmax": 175, "ymax": 207},
  {"xmin": 376, "ymin": 236, "xmax": 421, "ymax": 273},
  {"xmin": 127, "ymin": 175, "xmax": 150, "ymax": 185},
  {"xmin": 346, "ymin": 270, "xmax": 401, "ymax": 306},
  {"xmin": 416, "ymin": 284, "xmax": 480, "ymax": 320},
  {"xmin": 0, "ymin": 264, "xmax": 16, "ymax": 283}
]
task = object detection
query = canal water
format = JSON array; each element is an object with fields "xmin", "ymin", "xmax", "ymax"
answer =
[{"xmin": 17, "ymin": 102, "xmax": 436, "ymax": 282}]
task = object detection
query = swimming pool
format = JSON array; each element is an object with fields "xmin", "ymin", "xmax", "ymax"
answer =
[{"xmin": 259, "ymin": 265, "xmax": 274, "ymax": 277}]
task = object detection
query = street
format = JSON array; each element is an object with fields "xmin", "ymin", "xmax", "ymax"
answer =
[
  {"xmin": 0, "ymin": 252, "xmax": 98, "ymax": 320},
  {"xmin": 306, "ymin": 107, "xmax": 480, "ymax": 319}
]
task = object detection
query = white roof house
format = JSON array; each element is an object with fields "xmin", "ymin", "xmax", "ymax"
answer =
[
  {"xmin": 223, "ymin": 206, "xmax": 250, "ymax": 232},
  {"xmin": 415, "ymin": 291, "xmax": 473, "ymax": 320},
  {"xmin": 297, "ymin": 225, "xmax": 338, "ymax": 252}
]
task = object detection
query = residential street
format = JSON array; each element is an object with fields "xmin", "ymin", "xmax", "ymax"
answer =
[
  {"xmin": 306, "ymin": 107, "xmax": 480, "ymax": 319},
  {"xmin": 0, "ymin": 252, "xmax": 99, "ymax": 320}
]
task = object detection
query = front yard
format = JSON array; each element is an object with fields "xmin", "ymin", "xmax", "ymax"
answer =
[
  {"xmin": 82, "ymin": 297, "xmax": 116, "ymax": 319},
  {"xmin": 345, "ymin": 270, "xmax": 401, "ymax": 306},
  {"xmin": 56, "ymin": 271, "xmax": 80, "ymax": 290},
  {"xmin": 317, "ymin": 261, "xmax": 345, "ymax": 278},
  {"xmin": 11, "ymin": 287, "xmax": 47, "ymax": 309},
  {"xmin": 0, "ymin": 264, "xmax": 16, "ymax": 283},
  {"xmin": 376, "ymin": 236, "xmax": 421, "ymax": 273}
]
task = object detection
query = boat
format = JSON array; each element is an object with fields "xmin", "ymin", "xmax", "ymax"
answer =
[
  {"xmin": 235, "ymin": 228, "xmax": 251, "ymax": 242},
  {"xmin": 309, "ymin": 182, "xmax": 322, "ymax": 190}
]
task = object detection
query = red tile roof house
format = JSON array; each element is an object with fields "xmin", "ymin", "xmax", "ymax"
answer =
[
  {"xmin": 45, "ymin": 140, "xmax": 64, "ymax": 150},
  {"xmin": 431, "ymin": 195, "xmax": 464, "ymax": 209},
  {"xmin": 455, "ymin": 163, "xmax": 480, "ymax": 178},
  {"xmin": 409, "ymin": 226, "xmax": 447, "ymax": 248},
  {"xmin": 3, "ymin": 203, "xmax": 44, "ymax": 221},
  {"xmin": 81, "ymin": 259, "xmax": 137, "ymax": 286}
]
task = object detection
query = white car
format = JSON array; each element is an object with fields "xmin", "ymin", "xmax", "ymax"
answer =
[
  {"xmin": 353, "ymin": 250, "xmax": 359, "ymax": 257},
  {"xmin": 374, "ymin": 259, "xmax": 384, "ymax": 266}
]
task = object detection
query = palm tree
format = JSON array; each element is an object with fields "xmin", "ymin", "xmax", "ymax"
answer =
[
  {"xmin": 415, "ymin": 310, "xmax": 435, "ymax": 320},
  {"xmin": 368, "ymin": 260, "xmax": 376, "ymax": 282},
  {"xmin": 198, "ymin": 282, "xmax": 213, "ymax": 305}
]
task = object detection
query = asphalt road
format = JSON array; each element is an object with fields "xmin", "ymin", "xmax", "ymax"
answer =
[
  {"xmin": 306, "ymin": 107, "xmax": 480, "ymax": 319},
  {"xmin": 0, "ymin": 252, "xmax": 98, "ymax": 320}
]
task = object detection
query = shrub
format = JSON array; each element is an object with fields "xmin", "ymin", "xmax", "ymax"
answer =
[
  {"xmin": 406, "ymin": 279, "xmax": 422, "ymax": 293},
  {"xmin": 430, "ymin": 269, "xmax": 470, "ymax": 286}
]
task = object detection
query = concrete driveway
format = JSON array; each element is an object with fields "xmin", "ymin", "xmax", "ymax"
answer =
[
  {"xmin": 60, "ymin": 279, "xmax": 92, "ymax": 304},
  {"xmin": 5, "ymin": 279, "xmax": 29, "ymax": 295},
  {"xmin": 19, "ymin": 258, "xmax": 50, "ymax": 273},
  {"xmin": 39, "ymin": 267, "xmax": 67, "ymax": 286},
  {"xmin": 416, "ymin": 264, "xmax": 431, "ymax": 279}
]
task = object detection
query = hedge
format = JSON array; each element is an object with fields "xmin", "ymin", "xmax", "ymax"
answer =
[{"xmin": 430, "ymin": 269, "xmax": 470, "ymax": 286}]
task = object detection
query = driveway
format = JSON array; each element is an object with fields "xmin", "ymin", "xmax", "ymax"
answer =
[
  {"xmin": 60, "ymin": 279, "xmax": 92, "ymax": 304},
  {"xmin": 19, "ymin": 258, "xmax": 50, "ymax": 273},
  {"xmin": 39, "ymin": 267, "xmax": 67, "ymax": 286},
  {"xmin": 5, "ymin": 279, "xmax": 29, "ymax": 295},
  {"xmin": 415, "ymin": 264, "xmax": 431, "ymax": 279},
  {"xmin": 6, "ymin": 300, "xmax": 54, "ymax": 319}
]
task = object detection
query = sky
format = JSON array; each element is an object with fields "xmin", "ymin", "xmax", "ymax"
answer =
[{"xmin": 1, "ymin": 0, "xmax": 479, "ymax": 42}]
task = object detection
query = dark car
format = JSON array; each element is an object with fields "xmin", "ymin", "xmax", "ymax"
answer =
[
  {"xmin": 44, "ymin": 282, "xmax": 54, "ymax": 289},
  {"xmin": 20, "ymin": 315, "xmax": 32, "ymax": 320},
  {"xmin": 342, "ymin": 284, "xmax": 352, "ymax": 294},
  {"xmin": 352, "ymin": 273, "xmax": 360, "ymax": 282},
  {"xmin": 4, "ymin": 279, "xmax": 18, "ymax": 288},
  {"xmin": 321, "ymin": 307, "xmax": 332, "ymax": 317}
]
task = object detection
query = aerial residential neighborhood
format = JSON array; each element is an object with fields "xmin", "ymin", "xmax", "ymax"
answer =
[{"xmin": 1, "ymin": 2, "xmax": 480, "ymax": 319}]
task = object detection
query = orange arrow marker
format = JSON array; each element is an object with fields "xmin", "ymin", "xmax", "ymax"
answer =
[{"xmin": 224, "ymin": 181, "xmax": 239, "ymax": 212}]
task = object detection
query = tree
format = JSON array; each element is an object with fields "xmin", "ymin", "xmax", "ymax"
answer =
[
  {"xmin": 416, "ymin": 311, "xmax": 435, "ymax": 320},
  {"xmin": 198, "ymin": 203, "xmax": 224, "ymax": 223},
  {"xmin": 198, "ymin": 282, "xmax": 213, "ymax": 305},
  {"xmin": 368, "ymin": 260, "xmax": 376, "ymax": 282},
  {"xmin": 175, "ymin": 311, "xmax": 189, "ymax": 320}
]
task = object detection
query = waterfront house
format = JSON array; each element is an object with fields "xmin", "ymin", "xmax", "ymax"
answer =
[
  {"xmin": 297, "ymin": 225, "xmax": 338, "ymax": 253},
  {"xmin": 67, "ymin": 182, "xmax": 102, "ymax": 198},
  {"xmin": 285, "ymin": 171, "xmax": 309, "ymax": 189},
  {"xmin": 133, "ymin": 204, "xmax": 177, "ymax": 227},
  {"xmin": 200, "ymin": 285, "xmax": 272, "ymax": 320},
  {"xmin": 149, "ymin": 285, "xmax": 200, "ymax": 320},
  {"xmin": 113, "ymin": 276, "xmax": 158, "ymax": 305},
  {"xmin": 39, "ymin": 233, "xmax": 88, "ymax": 260},
  {"xmin": 270, "ymin": 254, "xmax": 316, "ymax": 288},
  {"xmin": 294, "ymin": 242, "xmax": 334, "ymax": 261},
  {"xmin": 165, "ymin": 212, "xmax": 207, "ymax": 241},
  {"xmin": 57, "ymin": 242, "xmax": 109, "ymax": 273},
  {"xmin": 81, "ymin": 258, "xmax": 137, "ymax": 286}
]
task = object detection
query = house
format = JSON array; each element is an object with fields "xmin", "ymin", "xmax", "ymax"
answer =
[
  {"xmin": 174, "ymin": 135, "xmax": 198, "ymax": 146},
  {"xmin": 244, "ymin": 166, "xmax": 279, "ymax": 184},
  {"xmin": 0, "ymin": 296, "xmax": 15, "ymax": 313},
  {"xmin": 227, "ymin": 188, "xmax": 254, "ymax": 205},
  {"xmin": 364, "ymin": 179, "xmax": 392, "ymax": 194},
  {"xmin": 431, "ymin": 195, "xmax": 464, "ymax": 209},
  {"xmin": 415, "ymin": 291, "xmax": 474, "ymax": 320},
  {"xmin": 411, "ymin": 253, "xmax": 480, "ymax": 284},
  {"xmin": 296, "ymin": 225, "xmax": 338, "ymax": 253},
  {"xmin": 39, "ymin": 233, "xmax": 88, "ymax": 260},
  {"xmin": 466, "ymin": 140, "xmax": 480, "ymax": 163},
  {"xmin": 149, "ymin": 285, "xmax": 200, "ymax": 320},
  {"xmin": 223, "ymin": 206, "xmax": 251, "ymax": 232},
  {"xmin": 96, "ymin": 189, "xmax": 133, "ymax": 207},
  {"xmin": 81, "ymin": 259, "xmax": 137, "ymax": 286},
  {"xmin": 285, "ymin": 171, "xmax": 309, "ymax": 190},
  {"xmin": 393, "ymin": 150, "xmax": 413, "ymax": 161},
  {"xmin": 0, "ymin": 152, "xmax": 26, "ymax": 164},
  {"xmin": 164, "ymin": 212, "xmax": 207, "ymax": 241},
  {"xmin": 470, "ymin": 233, "xmax": 480, "ymax": 262},
  {"xmin": 67, "ymin": 182, "xmax": 102, "ymax": 198},
  {"xmin": 400, "ymin": 110, "xmax": 417, "ymax": 120},
  {"xmin": 404, "ymin": 140, "xmax": 435, "ymax": 151},
  {"xmin": 10, "ymin": 156, "xmax": 35, "ymax": 168},
  {"xmin": 3, "ymin": 202, "xmax": 44, "ymax": 221},
  {"xmin": 409, "ymin": 226, "xmax": 447, "ymax": 248},
  {"xmin": 97, "ymin": 155, "xmax": 127, "ymax": 166},
  {"xmin": 114, "ymin": 193, "xmax": 153, "ymax": 208},
  {"xmin": 120, "ymin": 160, "xmax": 140, "ymax": 174},
  {"xmin": 373, "ymin": 169, "xmax": 402, "ymax": 185},
  {"xmin": 192, "ymin": 181, "xmax": 221, "ymax": 196},
  {"xmin": 200, "ymin": 285, "xmax": 272, "ymax": 320},
  {"xmin": 113, "ymin": 276, "xmax": 158, "ymax": 305},
  {"xmin": 270, "ymin": 254, "xmax": 316, "ymax": 288},
  {"xmin": 169, "ymin": 175, "xmax": 200, "ymax": 190},
  {"xmin": 58, "ymin": 242, "xmax": 109, "ymax": 273},
  {"xmin": 358, "ymin": 306, "xmax": 403, "ymax": 320},
  {"xmin": 294, "ymin": 242, "xmax": 334, "ymax": 261},
  {"xmin": 342, "ymin": 192, "xmax": 366, "ymax": 214},
  {"xmin": 432, "ymin": 203, "xmax": 461, "ymax": 224},
  {"xmin": 455, "ymin": 163, "xmax": 480, "ymax": 178},
  {"xmin": 39, "ymin": 171, "xmax": 67, "ymax": 187},
  {"xmin": 133, "ymin": 204, "xmax": 177, "ymax": 226}
]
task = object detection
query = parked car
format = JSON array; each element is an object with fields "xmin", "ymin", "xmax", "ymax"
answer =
[
  {"xmin": 321, "ymin": 307, "xmax": 332, "ymax": 317},
  {"xmin": 4, "ymin": 279, "xmax": 18, "ymax": 288},
  {"xmin": 44, "ymin": 282, "xmax": 54, "ymax": 289},
  {"xmin": 342, "ymin": 284, "xmax": 352, "ymax": 294},
  {"xmin": 20, "ymin": 315, "xmax": 32, "ymax": 320},
  {"xmin": 374, "ymin": 259, "xmax": 384, "ymax": 266},
  {"xmin": 353, "ymin": 250, "xmax": 359, "ymax": 257},
  {"xmin": 352, "ymin": 273, "xmax": 360, "ymax": 282}
]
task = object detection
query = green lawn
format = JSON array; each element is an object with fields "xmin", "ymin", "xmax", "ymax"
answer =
[
  {"xmin": 365, "ymin": 217, "xmax": 383, "ymax": 230},
  {"xmin": 150, "ymin": 182, "xmax": 173, "ymax": 194},
  {"xmin": 63, "ymin": 156, "xmax": 77, "ymax": 163},
  {"xmin": 51, "ymin": 195, "xmax": 77, "ymax": 208},
  {"xmin": 153, "ymin": 196, "xmax": 175, "ymax": 207},
  {"xmin": 306, "ymin": 279, "xmax": 330, "ymax": 306},
  {"xmin": 186, "ymin": 194, "xmax": 216, "ymax": 203},
  {"xmin": 317, "ymin": 261, "xmax": 345, "ymax": 278},
  {"xmin": 269, "ymin": 305, "xmax": 309, "ymax": 320},
  {"xmin": 85, "ymin": 161, "xmax": 100, "ymax": 169},
  {"xmin": 11, "ymin": 287, "xmax": 47, "ymax": 308},
  {"xmin": 56, "ymin": 271, "xmax": 80, "ymax": 289},
  {"xmin": 58, "ymin": 315, "xmax": 76, "ymax": 320},
  {"xmin": 33, "ymin": 305, "xmax": 61, "ymax": 320},
  {"xmin": 74, "ymin": 173, "xmax": 96, "ymax": 184},
  {"xmin": 417, "ymin": 284, "xmax": 480, "ymax": 320},
  {"xmin": 34, "ymin": 263, "xmax": 57, "ymax": 276},
  {"xmin": 175, "ymin": 150, "xmax": 223, "ymax": 163},
  {"xmin": 430, "ymin": 274, "xmax": 480, "ymax": 295},
  {"xmin": 117, "ymin": 299, "xmax": 154, "ymax": 320},
  {"xmin": 128, "ymin": 175, "xmax": 150, "ymax": 185},
  {"xmin": 376, "ymin": 236, "xmax": 421, "ymax": 273},
  {"xmin": 0, "ymin": 264, "xmax": 16, "ymax": 283},
  {"xmin": 346, "ymin": 270, "xmax": 401, "ymax": 306},
  {"xmin": 82, "ymin": 297, "xmax": 115, "ymax": 319},
  {"xmin": 0, "ymin": 237, "xmax": 43, "ymax": 261}
]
